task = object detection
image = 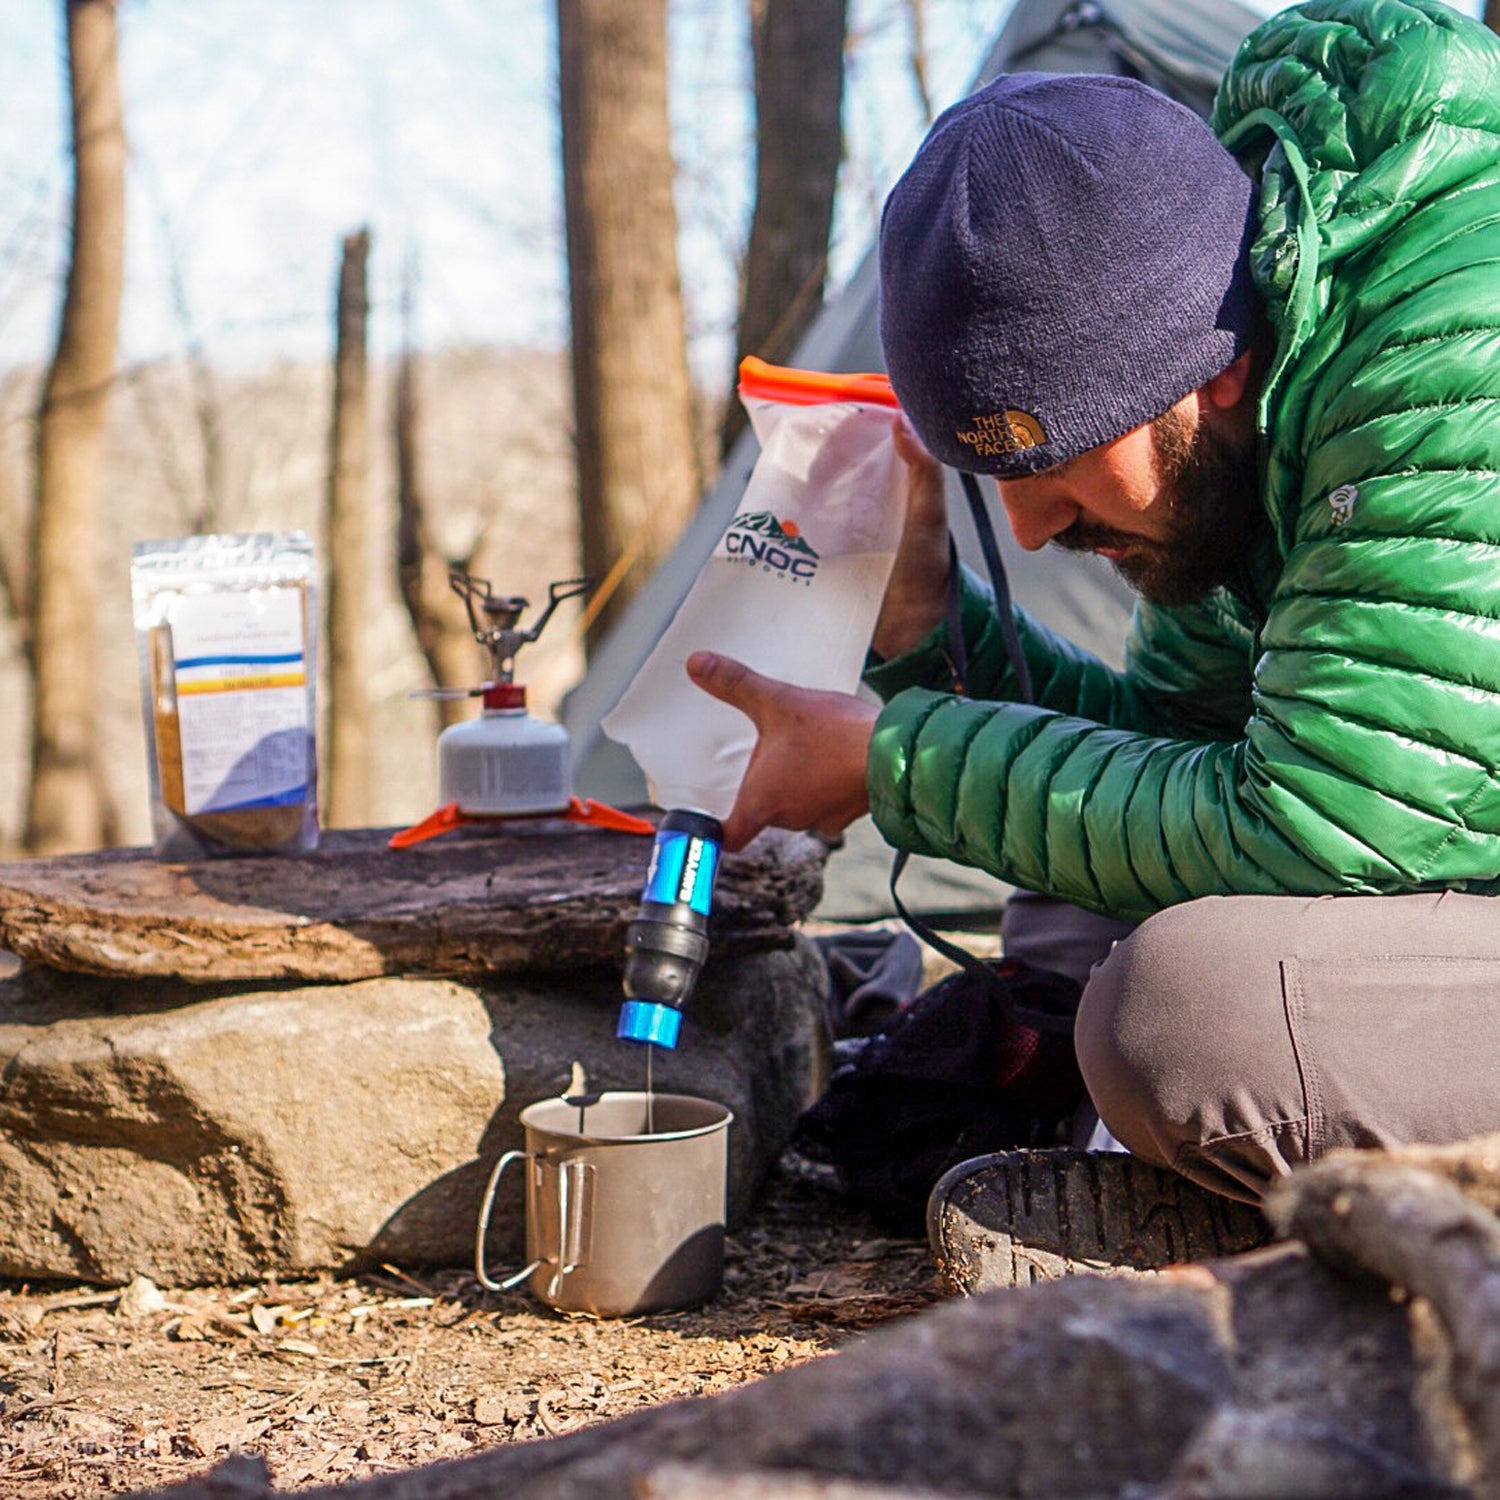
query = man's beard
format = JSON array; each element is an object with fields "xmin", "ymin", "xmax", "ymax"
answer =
[{"xmin": 1054, "ymin": 407, "xmax": 1261, "ymax": 607}]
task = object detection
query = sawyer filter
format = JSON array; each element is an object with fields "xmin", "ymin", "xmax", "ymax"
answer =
[{"xmin": 617, "ymin": 810, "xmax": 723, "ymax": 1050}]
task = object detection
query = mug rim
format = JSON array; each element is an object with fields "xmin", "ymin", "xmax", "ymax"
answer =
[{"xmin": 519, "ymin": 1089, "xmax": 733, "ymax": 1145}]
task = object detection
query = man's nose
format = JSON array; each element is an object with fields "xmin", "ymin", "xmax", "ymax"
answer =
[{"xmin": 998, "ymin": 484, "xmax": 1078, "ymax": 552}]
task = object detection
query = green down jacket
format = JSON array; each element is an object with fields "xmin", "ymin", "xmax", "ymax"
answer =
[{"xmin": 864, "ymin": 0, "xmax": 1500, "ymax": 923}]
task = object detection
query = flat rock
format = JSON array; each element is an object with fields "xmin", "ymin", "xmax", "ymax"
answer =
[
  {"xmin": 0, "ymin": 824, "xmax": 826, "ymax": 983},
  {"xmin": 0, "ymin": 939, "xmax": 828, "ymax": 1286}
]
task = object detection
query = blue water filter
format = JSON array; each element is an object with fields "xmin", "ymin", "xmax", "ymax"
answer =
[{"xmin": 617, "ymin": 810, "xmax": 723, "ymax": 1049}]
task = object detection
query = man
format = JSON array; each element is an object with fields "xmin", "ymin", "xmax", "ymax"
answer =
[{"xmin": 686, "ymin": 0, "xmax": 1500, "ymax": 1235}]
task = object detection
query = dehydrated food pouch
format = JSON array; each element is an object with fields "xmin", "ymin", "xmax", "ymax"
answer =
[{"xmin": 132, "ymin": 532, "xmax": 319, "ymax": 858}]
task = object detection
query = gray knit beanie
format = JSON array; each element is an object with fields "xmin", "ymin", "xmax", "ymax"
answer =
[{"xmin": 878, "ymin": 72, "xmax": 1259, "ymax": 477}]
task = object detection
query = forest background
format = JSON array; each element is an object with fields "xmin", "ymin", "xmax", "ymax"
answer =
[
  {"xmin": 0, "ymin": 0, "xmax": 1012, "ymax": 855},
  {"xmin": 0, "ymin": 0, "xmax": 1484, "ymax": 858}
]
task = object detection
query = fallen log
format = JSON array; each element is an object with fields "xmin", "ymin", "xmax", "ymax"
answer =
[
  {"xmin": 132, "ymin": 1139, "xmax": 1500, "ymax": 1500},
  {"xmin": 1265, "ymin": 1144, "xmax": 1500, "ymax": 1499},
  {"xmin": 132, "ymin": 1240, "xmax": 1439, "ymax": 1500}
]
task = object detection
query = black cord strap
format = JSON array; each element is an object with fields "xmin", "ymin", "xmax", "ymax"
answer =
[
  {"xmin": 890, "ymin": 468, "xmax": 1053, "ymax": 1023},
  {"xmin": 958, "ymin": 471, "xmax": 1032, "ymax": 703}
]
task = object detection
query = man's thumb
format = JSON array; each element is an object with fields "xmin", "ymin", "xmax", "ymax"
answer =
[{"xmin": 686, "ymin": 650, "xmax": 763, "ymax": 714}]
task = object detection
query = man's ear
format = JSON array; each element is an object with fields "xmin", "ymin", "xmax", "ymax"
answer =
[{"xmin": 1201, "ymin": 348, "xmax": 1255, "ymax": 412}]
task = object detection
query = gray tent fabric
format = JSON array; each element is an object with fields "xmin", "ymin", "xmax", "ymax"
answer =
[{"xmin": 562, "ymin": 0, "xmax": 1264, "ymax": 923}]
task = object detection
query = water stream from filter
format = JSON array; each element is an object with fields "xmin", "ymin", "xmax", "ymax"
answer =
[{"xmin": 644, "ymin": 1043, "xmax": 656, "ymax": 1135}]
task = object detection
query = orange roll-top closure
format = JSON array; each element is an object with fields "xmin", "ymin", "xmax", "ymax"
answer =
[{"xmin": 737, "ymin": 355, "xmax": 900, "ymax": 409}]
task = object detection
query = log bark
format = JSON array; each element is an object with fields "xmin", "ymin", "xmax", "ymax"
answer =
[
  {"xmin": 0, "ymin": 825, "xmax": 826, "ymax": 982},
  {"xmin": 640, "ymin": 1471, "xmax": 982, "ymax": 1500},
  {"xmin": 1332, "ymin": 1133, "xmax": 1500, "ymax": 1214},
  {"xmin": 1266, "ymin": 1147, "xmax": 1500, "ymax": 1497}
]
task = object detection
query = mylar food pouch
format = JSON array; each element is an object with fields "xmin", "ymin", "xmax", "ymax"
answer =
[{"xmin": 131, "ymin": 532, "xmax": 319, "ymax": 858}]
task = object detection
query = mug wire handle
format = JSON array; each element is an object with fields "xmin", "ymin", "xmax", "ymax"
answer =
[{"xmin": 474, "ymin": 1150, "xmax": 542, "ymax": 1293}]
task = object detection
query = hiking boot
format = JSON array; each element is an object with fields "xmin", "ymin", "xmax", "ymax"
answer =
[{"xmin": 927, "ymin": 1147, "xmax": 1273, "ymax": 1294}]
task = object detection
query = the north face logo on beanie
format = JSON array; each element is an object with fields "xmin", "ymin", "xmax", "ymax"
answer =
[{"xmin": 955, "ymin": 409, "xmax": 1048, "ymax": 459}]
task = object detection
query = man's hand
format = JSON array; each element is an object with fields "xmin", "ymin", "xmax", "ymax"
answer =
[
  {"xmin": 871, "ymin": 415, "xmax": 952, "ymax": 661},
  {"xmin": 685, "ymin": 651, "xmax": 877, "ymax": 852}
]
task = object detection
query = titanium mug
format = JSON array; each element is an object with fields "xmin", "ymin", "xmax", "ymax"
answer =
[{"xmin": 474, "ymin": 1090, "xmax": 733, "ymax": 1317}]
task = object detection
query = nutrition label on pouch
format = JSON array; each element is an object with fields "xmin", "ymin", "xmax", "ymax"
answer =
[{"xmin": 169, "ymin": 586, "xmax": 311, "ymax": 815}]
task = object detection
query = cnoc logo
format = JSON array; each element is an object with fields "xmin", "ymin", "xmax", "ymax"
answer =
[{"xmin": 721, "ymin": 511, "xmax": 820, "ymax": 583}]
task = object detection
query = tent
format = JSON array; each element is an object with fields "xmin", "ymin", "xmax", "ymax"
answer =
[{"xmin": 562, "ymin": 0, "xmax": 1266, "ymax": 924}]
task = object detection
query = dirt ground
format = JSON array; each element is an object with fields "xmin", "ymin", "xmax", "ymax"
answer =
[{"xmin": 0, "ymin": 1152, "xmax": 943, "ymax": 1499}]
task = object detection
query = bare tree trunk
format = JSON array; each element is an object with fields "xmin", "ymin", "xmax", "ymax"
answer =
[
  {"xmin": 904, "ymin": 0, "xmax": 935, "ymax": 125},
  {"xmin": 721, "ymin": 0, "xmax": 847, "ymax": 456},
  {"xmin": 394, "ymin": 260, "xmax": 483, "ymax": 730},
  {"xmin": 557, "ymin": 0, "xmax": 701, "ymax": 650},
  {"xmin": 323, "ymin": 227, "xmax": 372, "ymax": 828},
  {"xmin": 25, "ymin": 0, "xmax": 125, "ymax": 855}
]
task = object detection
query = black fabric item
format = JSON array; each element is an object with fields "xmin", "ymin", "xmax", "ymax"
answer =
[{"xmin": 793, "ymin": 958, "xmax": 1085, "ymax": 1233}]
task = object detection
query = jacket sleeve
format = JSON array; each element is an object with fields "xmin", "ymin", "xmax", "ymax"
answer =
[{"xmin": 863, "ymin": 576, "xmax": 1285, "ymax": 920}]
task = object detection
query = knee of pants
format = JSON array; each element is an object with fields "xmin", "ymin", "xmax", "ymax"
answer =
[{"xmin": 1073, "ymin": 897, "xmax": 1291, "ymax": 1163}]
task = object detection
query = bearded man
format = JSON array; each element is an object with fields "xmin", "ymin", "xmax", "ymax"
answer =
[{"xmin": 684, "ymin": 0, "xmax": 1500, "ymax": 1281}]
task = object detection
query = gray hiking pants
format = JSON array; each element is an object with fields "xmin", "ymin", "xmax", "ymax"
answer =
[{"xmin": 1001, "ymin": 889, "xmax": 1500, "ymax": 1204}]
